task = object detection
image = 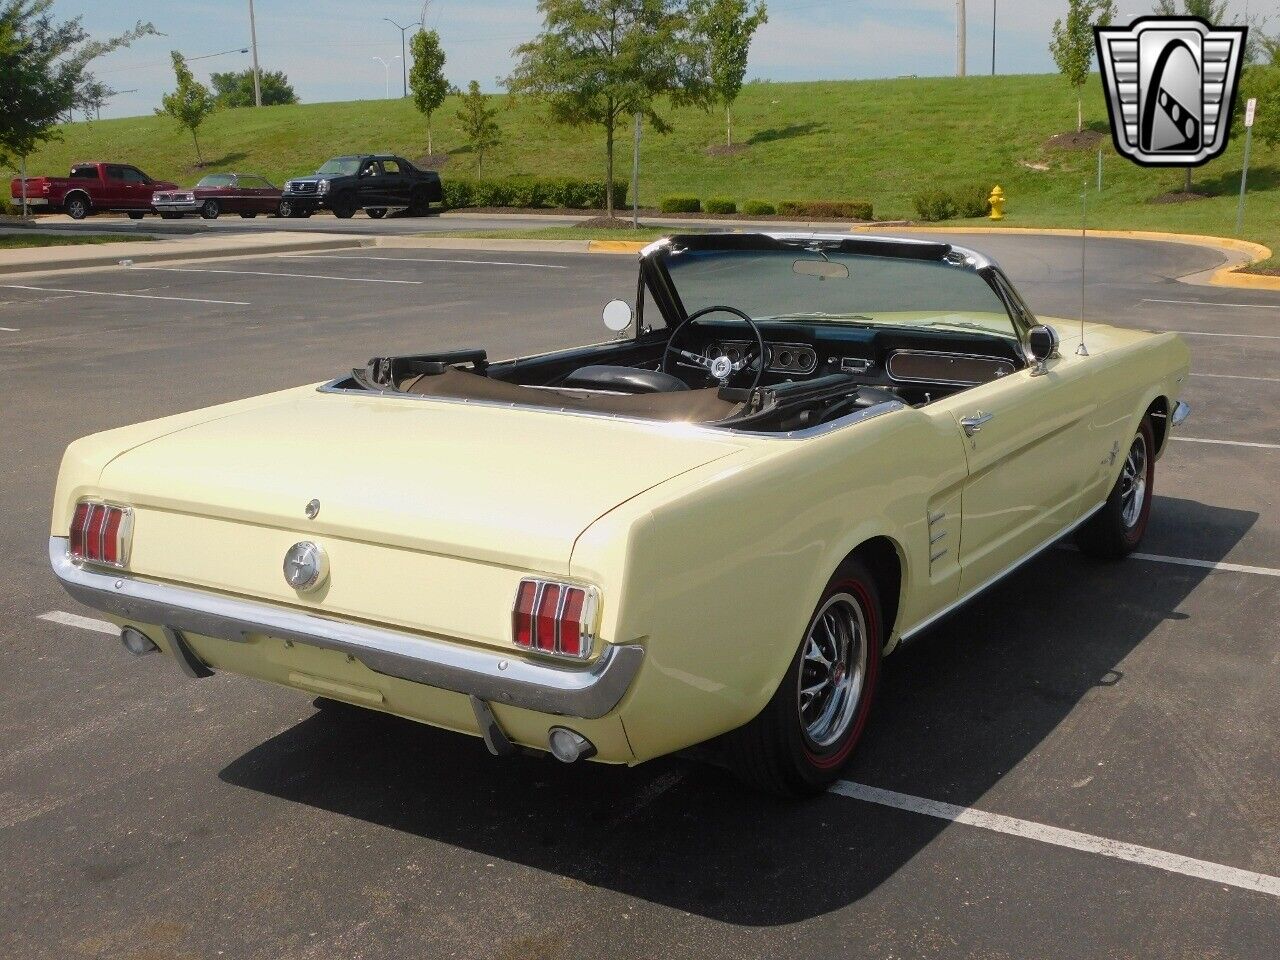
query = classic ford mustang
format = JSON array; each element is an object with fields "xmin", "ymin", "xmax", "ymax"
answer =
[{"xmin": 51, "ymin": 233, "xmax": 1190, "ymax": 795}]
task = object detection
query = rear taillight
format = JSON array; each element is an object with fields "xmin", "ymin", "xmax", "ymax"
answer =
[
  {"xmin": 69, "ymin": 500, "xmax": 133, "ymax": 568},
  {"xmin": 512, "ymin": 579, "xmax": 598, "ymax": 660}
]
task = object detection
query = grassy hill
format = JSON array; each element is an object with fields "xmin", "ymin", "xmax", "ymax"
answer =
[{"xmin": 6, "ymin": 74, "xmax": 1279, "ymax": 262}]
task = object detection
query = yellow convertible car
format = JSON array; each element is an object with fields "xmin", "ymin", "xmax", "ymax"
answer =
[{"xmin": 51, "ymin": 233, "xmax": 1190, "ymax": 795}]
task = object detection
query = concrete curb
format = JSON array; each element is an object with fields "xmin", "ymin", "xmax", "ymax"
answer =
[
  {"xmin": 0, "ymin": 233, "xmax": 372, "ymax": 277},
  {"xmin": 398, "ymin": 223, "xmax": 1279, "ymax": 288},
  {"xmin": 847, "ymin": 225, "xmax": 1277, "ymax": 290}
]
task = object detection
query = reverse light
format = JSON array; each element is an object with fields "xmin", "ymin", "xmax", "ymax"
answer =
[
  {"xmin": 512, "ymin": 579, "xmax": 599, "ymax": 660},
  {"xmin": 69, "ymin": 499, "xmax": 133, "ymax": 568}
]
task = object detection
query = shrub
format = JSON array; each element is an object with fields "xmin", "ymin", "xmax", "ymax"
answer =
[
  {"xmin": 703, "ymin": 197, "xmax": 736, "ymax": 215},
  {"xmin": 953, "ymin": 182, "xmax": 992, "ymax": 219},
  {"xmin": 441, "ymin": 175, "xmax": 625, "ymax": 211},
  {"xmin": 659, "ymin": 195, "xmax": 701, "ymax": 213},
  {"xmin": 741, "ymin": 199, "xmax": 775, "ymax": 216},
  {"xmin": 775, "ymin": 199, "xmax": 873, "ymax": 220},
  {"xmin": 912, "ymin": 189, "xmax": 957, "ymax": 222}
]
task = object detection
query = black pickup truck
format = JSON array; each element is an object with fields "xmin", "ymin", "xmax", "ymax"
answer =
[{"xmin": 280, "ymin": 154, "xmax": 443, "ymax": 218}]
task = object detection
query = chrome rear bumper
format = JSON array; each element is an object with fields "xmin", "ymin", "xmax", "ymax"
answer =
[{"xmin": 48, "ymin": 537, "xmax": 642, "ymax": 719}]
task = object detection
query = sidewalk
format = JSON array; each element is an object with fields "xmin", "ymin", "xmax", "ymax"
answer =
[{"xmin": 0, "ymin": 229, "xmax": 370, "ymax": 276}]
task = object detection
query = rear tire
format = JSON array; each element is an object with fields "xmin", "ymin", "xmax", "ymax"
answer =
[
  {"xmin": 159, "ymin": 212, "xmax": 184, "ymax": 220},
  {"xmin": 367, "ymin": 208, "xmax": 387, "ymax": 219},
  {"xmin": 239, "ymin": 212, "xmax": 257, "ymax": 218},
  {"xmin": 725, "ymin": 559, "xmax": 882, "ymax": 797},
  {"xmin": 200, "ymin": 199, "xmax": 220, "ymax": 220},
  {"xmin": 64, "ymin": 194, "xmax": 90, "ymax": 220},
  {"xmin": 1076, "ymin": 417, "xmax": 1155, "ymax": 559},
  {"xmin": 126, "ymin": 211, "xmax": 145, "ymax": 220},
  {"xmin": 409, "ymin": 187, "xmax": 431, "ymax": 215}
]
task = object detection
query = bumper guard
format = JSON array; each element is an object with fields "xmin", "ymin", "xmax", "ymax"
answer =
[{"xmin": 49, "ymin": 537, "xmax": 642, "ymax": 719}]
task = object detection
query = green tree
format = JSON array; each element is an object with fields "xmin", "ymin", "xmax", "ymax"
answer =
[
  {"xmin": 455, "ymin": 81, "xmax": 501, "ymax": 177},
  {"xmin": 409, "ymin": 29, "xmax": 448, "ymax": 155},
  {"xmin": 692, "ymin": 0, "xmax": 767, "ymax": 146},
  {"xmin": 210, "ymin": 68, "xmax": 297, "ymax": 108},
  {"xmin": 0, "ymin": 0, "xmax": 154, "ymax": 208},
  {"xmin": 157, "ymin": 51, "xmax": 217, "ymax": 164},
  {"xmin": 508, "ymin": 0, "xmax": 709, "ymax": 218},
  {"xmin": 1154, "ymin": 1, "xmax": 1266, "ymax": 65},
  {"xmin": 1049, "ymin": 0, "xmax": 1116, "ymax": 133}
]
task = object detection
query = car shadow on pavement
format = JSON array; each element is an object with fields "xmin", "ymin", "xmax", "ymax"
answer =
[{"xmin": 219, "ymin": 495, "xmax": 1255, "ymax": 926}]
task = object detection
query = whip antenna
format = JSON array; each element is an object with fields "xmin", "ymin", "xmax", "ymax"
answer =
[{"xmin": 1077, "ymin": 184, "xmax": 1089, "ymax": 357}]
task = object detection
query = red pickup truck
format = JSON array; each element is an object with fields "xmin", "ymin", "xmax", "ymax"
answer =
[{"xmin": 9, "ymin": 162, "xmax": 178, "ymax": 220}]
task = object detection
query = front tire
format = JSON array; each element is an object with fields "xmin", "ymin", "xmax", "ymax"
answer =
[
  {"xmin": 239, "ymin": 212, "xmax": 257, "ymax": 218},
  {"xmin": 126, "ymin": 211, "xmax": 145, "ymax": 220},
  {"xmin": 200, "ymin": 199, "xmax": 220, "ymax": 220},
  {"xmin": 725, "ymin": 559, "xmax": 882, "ymax": 797},
  {"xmin": 367, "ymin": 208, "xmax": 387, "ymax": 219},
  {"xmin": 1076, "ymin": 417, "xmax": 1155, "ymax": 559},
  {"xmin": 159, "ymin": 212, "xmax": 184, "ymax": 220}
]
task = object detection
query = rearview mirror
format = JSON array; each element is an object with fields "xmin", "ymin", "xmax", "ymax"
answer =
[
  {"xmin": 602, "ymin": 299, "xmax": 633, "ymax": 333},
  {"xmin": 1027, "ymin": 324, "xmax": 1060, "ymax": 374},
  {"xmin": 793, "ymin": 259, "xmax": 850, "ymax": 281}
]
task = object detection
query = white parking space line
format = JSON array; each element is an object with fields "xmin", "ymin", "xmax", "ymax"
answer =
[
  {"xmin": 831, "ymin": 781, "xmax": 1280, "ymax": 898},
  {"xmin": 1143, "ymin": 298, "xmax": 1280, "ymax": 310},
  {"xmin": 132, "ymin": 266, "xmax": 421, "ymax": 285},
  {"xmin": 0, "ymin": 326, "xmax": 18, "ymax": 331},
  {"xmin": 1129, "ymin": 553, "xmax": 1280, "ymax": 577},
  {"xmin": 1174, "ymin": 436, "xmax": 1280, "ymax": 450},
  {"xmin": 295, "ymin": 254, "xmax": 569, "ymax": 270},
  {"xmin": 0, "ymin": 284, "xmax": 250, "ymax": 306},
  {"xmin": 37, "ymin": 611, "xmax": 118, "ymax": 635},
  {"xmin": 1192, "ymin": 372, "xmax": 1280, "ymax": 383},
  {"xmin": 1176, "ymin": 330, "xmax": 1280, "ymax": 340}
]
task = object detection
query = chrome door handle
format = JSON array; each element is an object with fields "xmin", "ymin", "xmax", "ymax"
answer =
[{"xmin": 960, "ymin": 411, "xmax": 994, "ymax": 436}]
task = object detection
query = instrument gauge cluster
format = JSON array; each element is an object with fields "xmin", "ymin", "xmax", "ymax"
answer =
[{"xmin": 707, "ymin": 341, "xmax": 817, "ymax": 375}]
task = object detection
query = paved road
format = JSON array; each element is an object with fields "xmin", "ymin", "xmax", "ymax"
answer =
[{"xmin": 1, "ymin": 233, "xmax": 1277, "ymax": 959}]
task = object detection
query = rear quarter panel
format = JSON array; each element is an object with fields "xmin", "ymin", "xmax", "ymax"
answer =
[{"xmin": 570, "ymin": 407, "xmax": 966, "ymax": 761}]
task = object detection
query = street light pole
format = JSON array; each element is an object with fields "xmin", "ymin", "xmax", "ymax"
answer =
[
  {"xmin": 248, "ymin": 0, "xmax": 262, "ymax": 106},
  {"xmin": 956, "ymin": 0, "xmax": 966, "ymax": 77},
  {"xmin": 384, "ymin": 18, "xmax": 422, "ymax": 98},
  {"xmin": 373, "ymin": 56, "xmax": 400, "ymax": 98}
]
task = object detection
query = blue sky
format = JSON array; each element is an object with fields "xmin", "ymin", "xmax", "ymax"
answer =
[{"xmin": 64, "ymin": 0, "xmax": 1271, "ymax": 119}]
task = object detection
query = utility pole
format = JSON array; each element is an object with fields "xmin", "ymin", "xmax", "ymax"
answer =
[
  {"xmin": 248, "ymin": 0, "xmax": 262, "ymax": 107},
  {"xmin": 990, "ymin": 0, "xmax": 996, "ymax": 76},
  {"xmin": 631, "ymin": 113, "xmax": 641, "ymax": 230},
  {"xmin": 956, "ymin": 0, "xmax": 966, "ymax": 77},
  {"xmin": 384, "ymin": 18, "xmax": 421, "ymax": 98}
]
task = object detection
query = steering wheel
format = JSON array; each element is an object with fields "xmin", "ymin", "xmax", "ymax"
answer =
[{"xmin": 662, "ymin": 305, "xmax": 768, "ymax": 390}]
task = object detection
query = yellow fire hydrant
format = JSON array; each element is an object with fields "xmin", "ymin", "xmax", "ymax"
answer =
[{"xmin": 988, "ymin": 185, "xmax": 1006, "ymax": 221}]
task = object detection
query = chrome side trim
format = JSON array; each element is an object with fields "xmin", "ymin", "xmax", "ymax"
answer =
[
  {"xmin": 49, "ymin": 537, "xmax": 642, "ymax": 719},
  {"xmin": 316, "ymin": 376, "xmax": 906, "ymax": 441},
  {"xmin": 1171, "ymin": 401, "xmax": 1191, "ymax": 427},
  {"xmin": 898, "ymin": 502, "xmax": 1105, "ymax": 643}
]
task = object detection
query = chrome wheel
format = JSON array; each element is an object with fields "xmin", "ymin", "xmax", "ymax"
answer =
[
  {"xmin": 798, "ymin": 593, "xmax": 867, "ymax": 749},
  {"xmin": 1119, "ymin": 432, "xmax": 1148, "ymax": 529}
]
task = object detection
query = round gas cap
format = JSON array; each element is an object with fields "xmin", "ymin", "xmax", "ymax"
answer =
[{"xmin": 283, "ymin": 541, "xmax": 329, "ymax": 592}]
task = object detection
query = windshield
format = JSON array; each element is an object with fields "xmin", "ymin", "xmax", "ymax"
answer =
[
  {"xmin": 316, "ymin": 158, "xmax": 361, "ymax": 176},
  {"xmin": 664, "ymin": 248, "xmax": 1018, "ymax": 339},
  {"xmin": 196, "ymin": 174, "xmax": 235, "ymax": 188}
]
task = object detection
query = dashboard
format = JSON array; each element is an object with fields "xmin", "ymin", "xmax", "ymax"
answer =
[{"xmin": 691, "ymin": 319, "xmax": 1025, "ymax": 397}]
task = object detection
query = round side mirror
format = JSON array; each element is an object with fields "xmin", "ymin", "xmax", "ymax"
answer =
[
  {"xmin": 602, "ymin": 299, "xmax": 633, "ymax": 333},
  {"xmin": 1027, "ymin": 324, "xmax": 1060, "ymax": 367}
]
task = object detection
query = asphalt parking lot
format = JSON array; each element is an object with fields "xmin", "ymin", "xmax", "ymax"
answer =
[{"xmin": 1, "ymin": 233, "xmax": 1277, "ymax": 959}]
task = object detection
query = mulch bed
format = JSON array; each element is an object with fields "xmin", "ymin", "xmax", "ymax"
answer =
[
  {"xmin": 575, "ymin": 216, "xmax": 640, "ymax": 229},
  {"xmin": 704, "ymin": 143, "xmax": 749, "ymax": 158},
  {"xmin": 1149, "ymin": 191, "xmax": 1211, "ymax": 204},
  {"xmin": 1043, "ymin": 130, "xmax": 1105, "ymax": 151}
]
